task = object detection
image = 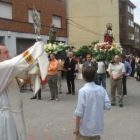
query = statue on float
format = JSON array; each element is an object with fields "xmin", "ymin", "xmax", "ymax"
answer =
[{"xmin": 104, "ymin": 23, "xmax": 114, "ymax": 45}]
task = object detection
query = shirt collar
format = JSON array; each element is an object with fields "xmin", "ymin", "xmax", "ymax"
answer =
[{"xmin": 84, "ymin": 82, "xmax": 95, "ymax": 87}]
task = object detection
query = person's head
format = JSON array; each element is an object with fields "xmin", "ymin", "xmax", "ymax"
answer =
[
  {"xmin": 114, "ymin": 55, "xmax": 121, "ymax": 63},
  {"xmin": 86, "ymin": 54, "xmax": 92, "ymax": 62},
  {"xmin": 122, "ymin": 55, "xmax": 126, "ymax": 62},
  {"xmin": 82, "ymin": 66, "xmax": 96, "ymax": 82},
  {"xmin": 130, "ymin": 55, "xmax": 132, "ymax": 59},
  {"xmin": 0, "ymin": 44, "xmax": 10, "ymax": 62},
  {"xmin": 68, "ymin": 52, "xmax": 73, "ymax": 58},
  {"xmin": 50, "ymin": 53, "xmax": 56, "ymax": 61}
]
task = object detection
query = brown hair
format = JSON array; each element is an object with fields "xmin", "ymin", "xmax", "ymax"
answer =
[{"xmin": 82, "ymin": 66, "xmax": 96, "ymax": 82}]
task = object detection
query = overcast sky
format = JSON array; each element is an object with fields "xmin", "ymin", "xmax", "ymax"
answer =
[{"xmin": 130, "ymin": 0, "xmax": 140, "ymax": 25}]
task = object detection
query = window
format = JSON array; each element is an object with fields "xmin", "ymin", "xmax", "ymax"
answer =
[
  {"xmin": 0, "ymin": 37, "xmax": 5, "ymax": 44},
  {"xmin": 52, "ymin": 15, "xmax": 61, "ymax": 28},
  {"xmin": 135, "ymin": 38, "xmax": 139, "ymax": 43},
  {"xmin": 28, "ymin": 9, "xmax": 41, "ymax": 23},
  {"xmin": 128, "ymin": 33, "xmax": 134, "ymax": 40},
  {"xmin": 128, "ymin": 19, "xmax": 131, "ymax": 26},
  {"xmin": 128, "ymin": 19, "xmax": 134, "ymax": 28},
  {"xmin": 131, "ymin": 21, "xmax": 134, "ymax": 28},
  {"xmin": 128, "ymin": 5, "xmax": 134, "ymax": 15},
  {"xmin": 0, "ymin": 1, "xmax": 12, "ymax": 19},
  {"xmin": 135, "ymin": 27, "xmax": 140, "ymax": 33}
]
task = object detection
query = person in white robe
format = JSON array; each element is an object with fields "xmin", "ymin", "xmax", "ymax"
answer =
[{"xmin": 0, "ymin": 41, "xmax": 49, "ymax": 140}]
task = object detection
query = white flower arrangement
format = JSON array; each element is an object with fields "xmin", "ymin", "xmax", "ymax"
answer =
[{"xmin": 44, "ymin": 42, "xmax": 66, "ymax": 55}]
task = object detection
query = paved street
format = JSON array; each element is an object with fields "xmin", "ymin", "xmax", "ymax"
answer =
[{"xmin": 22, "ymin": 77, "xmax": 140, "ymax": 140}]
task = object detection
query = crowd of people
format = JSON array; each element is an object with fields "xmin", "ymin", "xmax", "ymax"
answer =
[{"xmin": 28, "ymin": 51, "xmax": 140, "ymax": 105}]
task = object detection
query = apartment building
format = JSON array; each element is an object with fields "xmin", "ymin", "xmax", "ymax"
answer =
[{"xmin": 0, "ymin": 0, "xmax": 67, "ymax": 55}]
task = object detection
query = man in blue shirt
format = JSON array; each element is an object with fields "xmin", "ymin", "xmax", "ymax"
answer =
[
  {"xmin": 122, "ymin": 56, "xmax": 132, "ymax": 97},
  {"xmin": 73, "ymin": 66, "xmax": 111, "ymax": 140},
  {"xmin": 83, "ymin": 54, "xmax": 98, "ymax": 84}
]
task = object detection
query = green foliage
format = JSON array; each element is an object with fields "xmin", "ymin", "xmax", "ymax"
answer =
[
  {"xmin": 92, "ymin": 40, "xmax": 99, "ymax": 46},
  {"xmin": 74, "ymin": 45, "xmax": 92, "ymax": 57},
  {"xmin": 57, "ymin": 45, "xmax": 69, "ymax": 55}
]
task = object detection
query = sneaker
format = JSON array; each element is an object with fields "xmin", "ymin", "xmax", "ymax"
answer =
[
  {"xmin": 72, "ymin": 92, "xmax": 75, "ymax": 95},
  {"xmin": 124, "ymin": 95, "xmax": 127, "ymax": 98},
  {"xmin": 55, "ymin": 98, "xmax": 59, "ymax": 101},
  {"xmin": 30, "ymin": 96, "xmax": 37, "ymax": 100},
  {"xmin": 111, "ymin": 103, "xmax": 116, "ymax": 106},
  {"xmin": 119, "ymin": 104, "xmax": 123, "ymax": 107},
  {"xmin": 49, "ymin": 98, "xmax": 54, "ymax": 101},
  {"xmin": 116, "ymin": 94, "xmax": 118, "ymax": 97}
]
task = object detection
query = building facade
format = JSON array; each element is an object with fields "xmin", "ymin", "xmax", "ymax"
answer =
[
  {"xmin": 67, "ymin": 0, "xmax": 139, "ymax": 54},
  {"xmin": 134, "ymin": 22, "xmax": 140, "ymax": 55},
  {"xmin": 119, "ymin": 0, "xmax": 136, "ymax": 54},
  {"xmin": 67, "ymin": 0, "xmax": 120, "ymax": 48},
  {"xmin": 0, "ymin": 0, "xmax": 67, "ymax": 56}
]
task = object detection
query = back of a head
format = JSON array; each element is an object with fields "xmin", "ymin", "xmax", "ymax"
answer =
[{"xmin": 82, "ymin": 66, "xmax": 96, "ymax": 82}]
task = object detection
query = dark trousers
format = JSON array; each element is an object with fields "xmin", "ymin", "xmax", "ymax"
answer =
[
  {"xmin": 137, "ymin": 72, "xmax": 140, "ymax": 81},
  {"xmin": 66, "ymin": 71, "xmax": 75, "ymax": 93},
  {"xmin": 61, "ymin": 70, "xmax": 66, "ymax": 78},
  {"xmin": 131, "ymin": 67, "xmax": 135, "ymax": 77},
  {"xmin": 122, "ymin": 76, "xmax": 127, "ymax": 95},
  {"xmin": 35, "ymin": 88, "xmax": 41, "ymax": 98}
]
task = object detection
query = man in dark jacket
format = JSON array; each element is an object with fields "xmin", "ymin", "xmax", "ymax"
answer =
[{"xmin": 64, "ymin": 52, "xmax": 76, "ymax": 95}]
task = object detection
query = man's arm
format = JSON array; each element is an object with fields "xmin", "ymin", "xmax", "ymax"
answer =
[
  {"xmin": 74, "ymin": 89, "xmax": 85, "ymax": 134},
  {"xmin": 103, "ymin": 89, "xmax": 111, "ymax": 110},
  {"xmin": 73, "ymin": 117, "xmax": 81, "ymax": 135},
  {"xmin": 115, "ymin": 72, "xmax": 124, "ymax": 79},
  {"xmin": 108, "ymin": 71, "xmax": 114, "ymax": 78},
  {"xmin": 0, "ymin": 41, "xmax": 45, "ymax": 93},
  {"xmin": 127, "ymin": 62, "xmax": 132, "ymax": 75},
  {"xmin": 107, "ymin": 64, "xmax": 114, "ymax": 78}
]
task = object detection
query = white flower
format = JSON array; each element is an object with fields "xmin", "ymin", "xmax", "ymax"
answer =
[
  {"xmin": 48, "ymin": 43, "xmax": 52, "ymax": 50},
  {"xmin": 53, "ymin": 44, "xmax": 57, "ymax": 50}
]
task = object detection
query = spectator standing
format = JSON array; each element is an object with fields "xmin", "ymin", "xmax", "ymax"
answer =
[
  {"xmin": 83, "ymin": 54, "xmax": 98, "ymax": 84},
  {"xmin": 97, "ymin": 60, "xmax": 107, "ymax": 89},
  {"xmin": 107, "ymin": 55, "xmax": 125, "ymax": 107},
  {"xmin": 130, "ymin": 55, "xmax": 135, "ymax": 77},
  {"xmin": 64, "ymin": 52, "xmax": 76, "ymax": 95},
  {"xmin": 57, "ymin": 59, "xmax": 62, "ymax": 94},
  {"xmin": 61, "ymin": 58, "xmax": 66, "ymax": 79},
  {"xmin": 136, "ymin": 61, "xmax": 140, "ymax": 81},
  {"xmin": 48, "ymin": 53, "xmax": 59, "ymax": 101},
  {"xmin": 122, "ymin": 56, "xmax": 132, "ymax": 97}
]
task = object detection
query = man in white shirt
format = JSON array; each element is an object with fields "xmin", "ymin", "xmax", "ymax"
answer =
[
  {"xmin": 107, "ymin": 55, "xmax": 125, "ymax": 107},
  {"xmin": 73, "ymin": 66, "xmax": 111, "ymax": 140},
  {"xmin": 97, "ymin": 61, "xmax": 107, "ymax": 89}
]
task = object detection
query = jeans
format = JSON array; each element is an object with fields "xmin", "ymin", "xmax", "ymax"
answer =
[{"xmin": 97, "ymin": 74, "xmax": 106, "ymax": 89}]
